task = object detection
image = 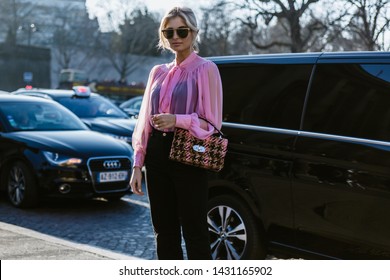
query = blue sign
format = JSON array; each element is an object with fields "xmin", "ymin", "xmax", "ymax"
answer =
[{"xmin": 23, "ymin": 72, "xmax": 33, "ymax": 82}]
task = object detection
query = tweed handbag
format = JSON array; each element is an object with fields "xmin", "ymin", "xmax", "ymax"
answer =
[{"xmin": 169, "ymin": 118, "xmax": 228, "ymax": 172}]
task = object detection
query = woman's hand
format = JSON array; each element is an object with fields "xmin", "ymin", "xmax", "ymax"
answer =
[
  {"xmin": 130, "ymin": 167, "xmax": 144, "ymax": 196},
  {"xmin": 152, "ymin": 114, "xmax": 176, "ymax": 130}
]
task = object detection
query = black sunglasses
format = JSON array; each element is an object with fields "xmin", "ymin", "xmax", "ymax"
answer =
[{"xmin": 162, "ymin": 27, "xmax": 191, "ymax": 39}]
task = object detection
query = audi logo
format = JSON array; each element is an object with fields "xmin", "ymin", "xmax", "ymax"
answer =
[{"xmin": 103, "ymin": 160, "xmax": 121, "ymax": 169}]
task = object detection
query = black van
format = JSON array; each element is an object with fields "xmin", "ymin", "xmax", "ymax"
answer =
[{"xmin": 206, "ymin": 51, "xmax": 390, "ymax": 260}]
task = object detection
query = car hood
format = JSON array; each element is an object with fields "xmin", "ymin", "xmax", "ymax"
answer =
[
  {"xmin": 5, "ymin": 130, "xmax": 133, "ymax": 158},
  {"xmin": 82, "ymin": 118, "xmax": 137, "ymax": 136}
]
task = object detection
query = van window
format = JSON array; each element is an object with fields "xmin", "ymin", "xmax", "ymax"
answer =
[
  {"xmin": 59, "ymin": 72, "xmax": 71, "ymax": 82},
  {"xmin": 303, "ymin": 64, "xmax": 390, "ymax": 142},
  {"xmin": 218, "ymin": 64, "xmax": 312, "ymax": 130},
  {"xmin": 59, "ymin": 69, "xmax": 88, "ymax": 83}
]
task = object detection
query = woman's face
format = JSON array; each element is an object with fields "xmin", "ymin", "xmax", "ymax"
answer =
[{"xmin": 163, "ymin": 16, "xmax": 193, "ymax": 54}]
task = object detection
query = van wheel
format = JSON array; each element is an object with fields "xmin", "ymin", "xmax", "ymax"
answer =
[
  {"xmin": 7, "ymin": 161, "xmax": 38, "ymax": 208},
  {"xmin": 207, "ymin": 195, "xmax": 266, "ymax": 259}
]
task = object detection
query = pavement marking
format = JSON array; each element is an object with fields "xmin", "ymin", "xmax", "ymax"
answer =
[
  {"xmin": 122, "ymin": 197, "xmax": 150, "ymax": 209},
  {"xmin": 0, "ymin": 221, "xmax": 143, "ymax": 260}
]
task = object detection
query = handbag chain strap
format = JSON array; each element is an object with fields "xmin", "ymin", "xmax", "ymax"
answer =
[{"xmin": 199, "ymin": 117, "xmax": 225, "ymax": 137}]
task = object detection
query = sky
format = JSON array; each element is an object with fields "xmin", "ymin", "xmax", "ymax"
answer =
[
  {"xmin": 85, "ymin": 0, "xmax": 212, "ymax": 31},
  {"xmin": 136, "ymin": 0, "xmax": 206, "ymax": 14}
]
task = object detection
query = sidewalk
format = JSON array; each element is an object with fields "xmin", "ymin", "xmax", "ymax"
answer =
[{"xmin": 0, "ymin": 222, "xmax": 141, "ymax": 260}]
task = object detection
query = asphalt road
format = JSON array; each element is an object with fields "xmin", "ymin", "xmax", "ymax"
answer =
[{"xmin": 0, "ymin": 192, "xmax": 158, "ymax": 260}]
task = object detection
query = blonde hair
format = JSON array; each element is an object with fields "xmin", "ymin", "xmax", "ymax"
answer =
[{"xmin": 158, "ymin": 7, "xmax": 199, "ymax": 53}]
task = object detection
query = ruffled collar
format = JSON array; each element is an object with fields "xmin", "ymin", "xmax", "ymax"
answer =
[{"xmin": 173, "ymin": 51, "xmax": 198, "ymax": 70}]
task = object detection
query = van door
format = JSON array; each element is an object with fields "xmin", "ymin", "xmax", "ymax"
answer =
[
  {"xmin": 293, "ymin": 62, "xmax": 390, "ymax": 259},
  {"xmin": 217, "ymin": 61, "xmax": 313, "ymax": 249}
]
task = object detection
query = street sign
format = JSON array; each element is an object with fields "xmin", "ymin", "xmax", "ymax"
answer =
[{"xmin": 23, "ymin": 72, "xmax": 33, "ymax": 83}]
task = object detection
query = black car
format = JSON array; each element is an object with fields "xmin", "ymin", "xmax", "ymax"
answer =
[
  {"xmin": 207, "ymin": 51, "xmax": 390, "ymax": 260},
  {"xmin": 13, "ymin": 87, "xmax": 137, "ymax": 145},
  {"xmin": 119, "ymin": 96, "xmax": 143, "ymax": 118},
  {"xmin": 0, "ymin": 95, "xmax": 133, "ymax": 208}
]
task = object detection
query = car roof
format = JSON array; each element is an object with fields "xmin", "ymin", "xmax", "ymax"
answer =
[
  {"xmin": 13, "ymin": 88, "xmax": 100, "ymax": 98},
  {"xmin": 0, "ymin": 94, "xmax": 56, "ymax": 103},
  {"xmin": 208, "ymin": 51, "xmax": 390, "ymax": 65}
]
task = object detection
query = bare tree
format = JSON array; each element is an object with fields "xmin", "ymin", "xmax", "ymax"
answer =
[
  {"xmin": 344, "ymin": 0, "xmax": 390, "ymax": 51},
  {"xmin": 235, "ymin": 0, "xmax": 348, "ymax": 52},
  {"xmin": 51, "ymin": 5, "xmax": 101, "ymax": 70},
  {"xmin": 234, "ymin": 0, "xmax": 331, "ymax": 52},
  {"xmin": 0, "ymin": 0, "xmax": 35, "ymax": 46},
  {"xmin": 97, "ymin": 7, "xmax": 160, "ymax": 81},
  {"xmin": 199, "ymin": 1, "xmax": 237, "ymax": 56}
]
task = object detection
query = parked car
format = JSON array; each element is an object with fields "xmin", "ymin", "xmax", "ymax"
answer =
[
  {"xmin": 0, "ymin": 94, "xmax": 133, "ymax": 208},
  {"xmin": 119, "ymin": 96, "xmax": 143, "ymax": 118},
  {"xmin": 207, "ymin": 51, "xmax": 390, "ymax": 260},
  {"xmin": 12, "ymin": 87, "xmax": 136, "ymax": 146}
]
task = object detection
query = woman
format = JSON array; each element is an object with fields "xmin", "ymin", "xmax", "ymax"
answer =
[{"xmin": 130, "ymin": 6, "xmax": 223, "ymax": 260}]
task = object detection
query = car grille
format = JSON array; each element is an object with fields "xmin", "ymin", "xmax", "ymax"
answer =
[{"xmin": 87, "ymin": 156, "xmax": 131, "ymax": 193}]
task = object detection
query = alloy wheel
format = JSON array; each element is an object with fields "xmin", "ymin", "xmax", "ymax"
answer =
[
  {"xmin": 8, "ymin": 165, "xmax": 26, "ymax": 206},
  {"xmin": 208, "ymin": 204, "xmax": 247, "ymax": 259}
]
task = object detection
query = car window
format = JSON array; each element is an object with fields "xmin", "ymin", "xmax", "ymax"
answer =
[
  {"xmin": 0, "ymin": 102, "xmax": 87, "ymax": 131},
  {"xmin": 56, "ymin": 95, "xmax": 128, "ymax": 118},
  {"xmin": 218, "ymin": 63, "xmax": 312, "ymax": 130},
  {"xmin": 361, "ymin": 64, "xmax": 390, "ymax": 83},
  {"xmin": 121, "ymin": 97, "xmax": 143, "ymax": 110},
  {"xmin": 303, "ymin": 63, "xmax": 390, "ymax": 141}
]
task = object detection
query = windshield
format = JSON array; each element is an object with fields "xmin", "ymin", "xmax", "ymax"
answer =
[
  {"xmin": 0, "ymin": 101, "xmax": 88, "ymax": 131},
  {"xmin": 56, "ymin": 95, "xmax": 129, "ymax": 118},
  {"xmin": 120, "ymin": 96, "xmax": 143, "ymax": 110}
]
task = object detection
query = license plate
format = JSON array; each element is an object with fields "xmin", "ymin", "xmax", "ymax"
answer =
[{"xmin": 98, "ymin": 171, "xmax": 128, "ymax": 183}]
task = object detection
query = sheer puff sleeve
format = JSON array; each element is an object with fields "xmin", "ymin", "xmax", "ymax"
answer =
[
  {"xmin": 131, "ymin": 65, "xmax": 159, "ymax": 168},
  {"xmin": 175, "ymin": 60, "xmax": 223, "ymax": 139}
]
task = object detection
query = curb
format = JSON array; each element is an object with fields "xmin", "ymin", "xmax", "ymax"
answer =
[{"xmin": 0, "ymin": 221, "xmax": 142, "ymax": 260}]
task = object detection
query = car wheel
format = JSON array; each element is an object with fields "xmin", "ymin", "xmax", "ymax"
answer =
[
  {"xmin": 7, "ymin": 161, "xmax": 38, "ymax": 208},
  {"xmin": 207, "ymin": 194, "xmax": 266, "ymax": 260}
]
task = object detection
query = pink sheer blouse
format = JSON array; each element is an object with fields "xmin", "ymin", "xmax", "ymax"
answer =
[{"xmin": 132, "ymin": 52, "xmax": 223, "ymax": 168}]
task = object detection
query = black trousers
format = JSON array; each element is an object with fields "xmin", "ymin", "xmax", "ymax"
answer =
[{"xmin": 144, "ymin": 130, "xmax": 212, "ymax": 260}]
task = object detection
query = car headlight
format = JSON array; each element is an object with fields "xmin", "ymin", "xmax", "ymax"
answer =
[
  {"xmin": 104, "ymin": 133, "xmax": 132, "ymax": 143},
  {"xmin": 43, "ymin": 151, "xmax": 82, "ymax": 167}
]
